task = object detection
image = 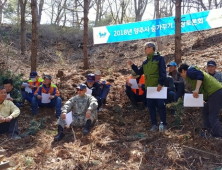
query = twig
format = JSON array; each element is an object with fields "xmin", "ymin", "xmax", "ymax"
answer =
[
  {"xmin": 138, "ymin": 156, "xmax": 143, "ymax": 170},
  {"xmin": 86, "ymin": 141, "xmax": 93, "ymax": 170},
  {"xmin": 71, "ymin": 127, "xmax": 76, "ymax": 141},
  {"xmin": 171, "ymin": 143, "xmax": 181, "ymax": 158},
  {"xmin": 199, "ymin": 156, "xmax": 203, "ymax": 165},
  {"xmin": 190, "ymin": 159, "xmax": 195, "ymax": 167},
  {"xmin": 183, "ymin": 145, "xmax": 222, "ymax": 157},
  {"xmin": 0, "ymin": 161, "xmax": 11, "ymax": 169}
]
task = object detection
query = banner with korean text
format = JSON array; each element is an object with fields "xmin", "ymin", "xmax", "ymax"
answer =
[{"xmin": 93, "ymin": 8, "xmax": 222, "ymax": 44}]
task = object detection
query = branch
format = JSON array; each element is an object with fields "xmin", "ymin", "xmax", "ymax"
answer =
[{"xmin": 183, "ymin": 145, "xmax": 222, "ymax": 158}]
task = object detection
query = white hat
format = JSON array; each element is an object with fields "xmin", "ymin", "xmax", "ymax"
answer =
[{"xmin": 94, "ymin": 70, "xmax": 101, "ymax": 75}]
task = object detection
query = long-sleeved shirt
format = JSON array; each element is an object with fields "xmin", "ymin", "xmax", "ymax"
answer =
[
  {"xmin": 61, "ymin": 94, "xmax": 98, "ymax": 116},
  {"xmin": 132, "ymin": 52, "xmax": 166, "ymax": 87},
  {"xmin": 0, "ymin": 100, "xmax": 20, "ymax": 123},
  {"xmin": 7, "ymin": 88, "xmax": 23, "ymax": 104},
  {"xmin": 169, "ymin": 71, "xmax": 184, "ymax": 84},
  {"xmin": 208, "ymin": 71, "xmax": 222, "ymax": 84},
  {"xmin": 84, "ymin": 82, "xmax": 101, "ymax": 98},
  {"xmin": 34, "ymin": 84, "xmax": 60, "ymax": 96},
  {"xmin": 164, "ymin": 76, "xmax": 175, "ymax": 92}
]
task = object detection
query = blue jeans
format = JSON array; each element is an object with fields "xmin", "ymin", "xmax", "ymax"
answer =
[
  {"xmin": 31, "ymin": 96, "xmax": 62, "ymax": 116},
  {"xmin": 165, "ymin": 91, "xmax": 176, "ymax": 104},
  {"xmin": 175, "ymin": 82, "xmax": 185, "ymax": 101},
  {"xmin": 202, "ymin": 89, "xmax": 222, "ymax": 137},
  {"xmin": 147, "ymin": 98, "xmax": 166, "ymax": 126},
  {"xmin": 100, "ymin": 87, "xmax": 110, "ymax": 99},
  {"xmin": 0, "ymin": 118, "xmax": 19, "ymax": 135},
  {"xmin": 21, "ymin": 91, "xmax": 33, "ymax": 103}
]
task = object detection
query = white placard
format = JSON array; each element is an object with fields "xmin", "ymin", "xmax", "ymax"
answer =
[
  {"xmin": 7, "ymin": 93, "xmax": 10, "ymax": 99},
  {"xmin": 146, "ymin": 87, "xmax": 167, "ymax": 99},
  {"xmin": 184, "ymin": 93, "xmax": 204, "ymax": 107},
  {"xmin": 129, "ymin": 79, "xmax": 139, "ymax": 89},
  {"xmin": 86, "ymin": 88, "xmax": 92, "ymax": 95},
  {"xmin": 41, "ymin": 93, "xmax": 51, "ymax": 103},
  {"xmin": 22, "ymin": 82, "xmax": 32, "ymax": 93},
  {"xmin": 65, "ymin": 111, "xmax": 73, "ymax": 127}
]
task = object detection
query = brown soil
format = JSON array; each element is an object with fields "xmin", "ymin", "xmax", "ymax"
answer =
[{"xmin": 1, "ymin": 27, "xmax": 222, "ymax": 170}]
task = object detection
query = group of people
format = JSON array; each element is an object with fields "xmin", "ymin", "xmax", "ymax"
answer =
[
  {"xmin": 1, "ymin": 41, "xmax": 222, "ymax": 141},
  {"xmin": 0, "ymin": 70, "xmax": 110, "ymax": 141},
  {"xmin": 127, "ymin": 42, "xmax": 222, "ymax": 138}
]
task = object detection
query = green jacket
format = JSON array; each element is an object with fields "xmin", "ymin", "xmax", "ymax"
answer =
[
  {"xmin": 8, "ymin": 88, "xmax": 23, "ymax": 104},
  {"xmin": 132, "ymin": 52, "xmax": 166, "ymax": 88},
  {"xmin": 186, "ymin": 66, "xmax": 222, "ymax": 101}
]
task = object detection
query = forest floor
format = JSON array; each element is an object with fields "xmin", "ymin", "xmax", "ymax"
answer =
[{"xmin": 1, "ymin": 26, "xmax": 222, "ymax": 170}]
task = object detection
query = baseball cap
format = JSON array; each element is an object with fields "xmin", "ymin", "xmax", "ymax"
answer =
[
  {"xmin": 131, "ymin": 70, "xmax": 140, "ymax": 79},
  {"xmin": 76, "ymin": 83, "xmax": 87, "ymax": 90},
  {"xmin": 167, "ymin": 61, "xmax": 177, "ymax": 67},
  {"xmin": 44, "ymin": 75, "xmax": 52, "ymax": 80},
  {"xmin": 87, "ymin": 74, "xmax": 95, "ymax": 82},
  {"xmin": 30, "ymin": 71, "xmax": 38, "ymax": 78},
  {"xmin": 94, "ymin": 70, "xmax": 101, "ymax": 75},
  {"xmin": 207, "ymin": 60, "xmax": 216, "ymax": 67}
]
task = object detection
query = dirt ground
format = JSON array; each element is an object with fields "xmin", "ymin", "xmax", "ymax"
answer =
[{"xmin": 1, "ymin": 27, "xmax": 222, "ymax": 170}]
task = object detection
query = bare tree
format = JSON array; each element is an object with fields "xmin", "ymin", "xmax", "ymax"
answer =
[
  {"xmin": 94, "ymin": 0, "xmax": 106, "ymax": 26},
  {"xmin": 155, "ymin": 0, "xmax": 163, "ymax": 51},
  {"xmin": 31, "ymin": 0, "xmax": 38, "ymax": 71},
  {"xmin": 83, "ymin": 0, "xmax": 89, "ymax": 69},
  {"xmin": 0, "ymin": 0, "xmax": 7, "ymax": 24},
  {"xmin": 19, "ymin": 0, "xmax": 27, "ymax": 55},
  {"xmin": 134, "ymin": 0, "xmax": 149, "ymax": 21},
  {"xmin": 175, "ymin": 0, "xmax": 181, "ymax": 64},
  {"xmin": 108, "ymin": 0, "xmax": 129, "ymax": 24},
  {"xmin": 38, "ymin": 0, "xmax": 44, "ymax": 25}
]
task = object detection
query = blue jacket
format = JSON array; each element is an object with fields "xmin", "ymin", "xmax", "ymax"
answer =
[{"xmin": 132, "ymin": 52, "xmax": 166, "ymax": 87}]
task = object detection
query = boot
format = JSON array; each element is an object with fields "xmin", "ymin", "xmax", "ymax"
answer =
[
  {"xmin": 83, "ymin": 120, "xmax": 91, "ymax": 135},
  {"xmin": 54, "ymin": 125, "xmax": 65, "ymax": 141}
]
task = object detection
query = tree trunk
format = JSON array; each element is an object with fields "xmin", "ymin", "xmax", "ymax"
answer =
[
  {"xmin": 95, "ymin": 0, "xmax": 101, "ymax": 26},
  {"xmin": 83, "ymin": 0, "xmax": 89, "ymax": 69},
  {"xmin": 175, "ymin": 0, "xmax": 181, "ymax": 64},
  {"xmin": 19, "ymin": 0, "xmax": 27, "ymax": 55},
  {"xmin": 31, "ymin": 0, "xmax": 38, "ymax": 71},
  {"xmin": 0, "ymin": 5, "xmax": 2, "ymax": 25},
  {"xmin": 38, "ymin": 0, "xmax": 44, "ymax": 25},
  {"xmin": 75, "ymin": 0, "xmax": 80, "ymax": 29},
  {"xmin": 155, "ymin": 0, "xmax": 163, "ymax": 51},
  {"xmin": 17, "ymin": 1, "xmax": 20, "ymax": 25},
  {"xmin": 0, "ymin": 0, "xmax": 7, "ymax": 25}
]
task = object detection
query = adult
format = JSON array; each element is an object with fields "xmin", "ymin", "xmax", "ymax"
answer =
[
  {"xmin": 84, "ymin": 74, "xmax": 102, "ymax": 109},
  {"xmin": 167, "ymin": 61, "xmax": 185, "ymax": 100},
  {"xmin": 128, "ymin": 42, "xmax": 167, "ymax": 131},
  {"xmin": 94, "ymin": 70, "xmax": 111, "ymax": 105},
  {"xmin": 0, "ymin": 86, "xmax": 21, "ymax": 140},
  {"xmin": 3, "ymin": 78, "xmax": 23, "ymax": 108},
  {"xmin": 125, "ymin": 70, "xmax": 146, "ymax": 108},
  {"xmin": 21, "ymin": 71, "xmax": 43, "ymax": 103},
  {"xmin": 164, "ymin": 75, "xmax": 176, "ymax": 104},
  {"xmin": 206, "ymin": 60, "xmax": 222, "ymax": 83},
  {"xmin": 178, "ymin": 63, "xmax": 222, "ymax": 138},
  {"xmin": 32, "ymin": 75, "xmax": 62, "ymax": 118},
  {"xmin": 54, "ymin": 84, "xmax": 98, "ymax": 141}
]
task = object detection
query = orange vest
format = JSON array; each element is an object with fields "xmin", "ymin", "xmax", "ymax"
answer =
[{"xmin": 127, "ymin": 75, "xmax": 145, "ymax": 95}]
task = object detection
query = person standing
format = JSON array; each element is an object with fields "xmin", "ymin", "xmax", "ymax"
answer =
[
  {"xmin": 178, "ymin": 63, "xmax": 222, "ymax": 138},
  {"xmin": 128, "ymin": 42, "xmax": 167, "ymax": 131}
]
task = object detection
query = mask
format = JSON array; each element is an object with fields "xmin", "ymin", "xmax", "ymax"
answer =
[{"xmin": 31, "ymin": 78, "xmax": 36, "ymax": 82}]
